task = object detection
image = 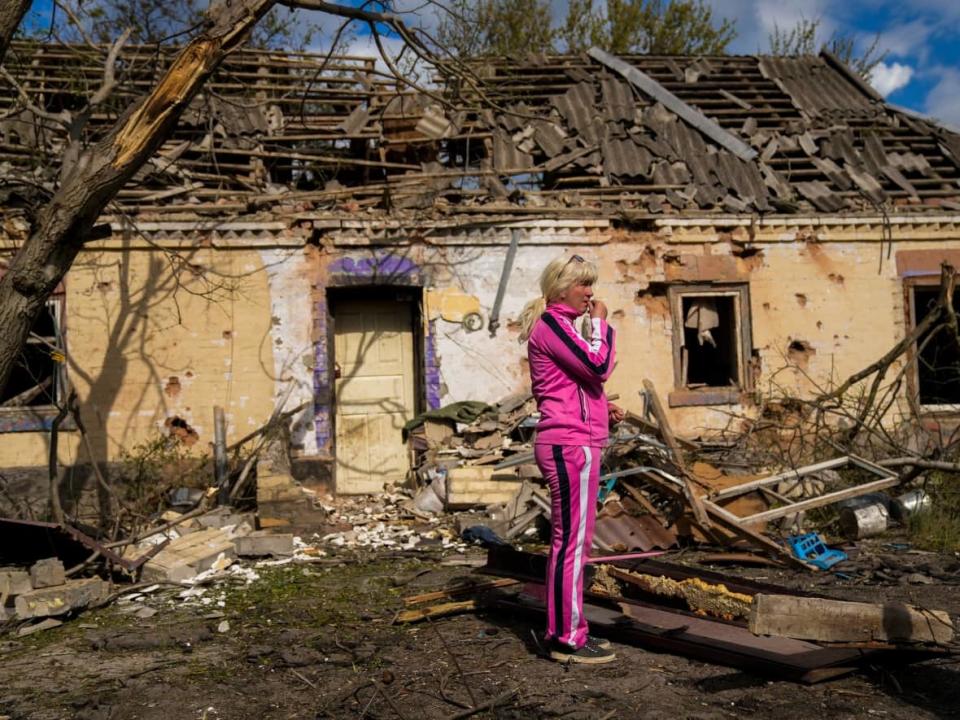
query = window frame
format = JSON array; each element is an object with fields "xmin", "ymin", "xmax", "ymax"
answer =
[
  {"xmin": 667, "ymin": 283, "xmax": 753, "ymax": 407},
  {"xmin": 904, "ymin": 276, "xmax": 960, "ymax": 414},
  {"xmin": 0, "ymin": 291, "xmax": 72, "ymax": 433}
]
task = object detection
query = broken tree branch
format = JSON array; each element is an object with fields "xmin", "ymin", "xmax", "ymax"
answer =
[{"xmin": 0, "ymin": 0, "xmax": 30, "ymax": 65}]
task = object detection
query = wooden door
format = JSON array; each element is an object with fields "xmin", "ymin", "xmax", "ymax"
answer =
[{"xmin": 333, "ymin": 298, "xmax": 415, "ymax": 494}]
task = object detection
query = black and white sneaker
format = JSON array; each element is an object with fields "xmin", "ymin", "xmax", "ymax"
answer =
[
  {"xmin": 586, "ymin": 635, "xmax": 611, "ymax": 650},
  {"xmin": 548, "ymin": 641, "xmax": 617, "ymax": 664}
]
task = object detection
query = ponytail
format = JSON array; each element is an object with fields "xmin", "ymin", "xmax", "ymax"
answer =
[{"xmin": 517, "ymin": 296, "xmax": 546, "ymax": 342}]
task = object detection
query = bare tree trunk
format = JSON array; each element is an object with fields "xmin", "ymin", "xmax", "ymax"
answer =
[
  {"xmin": 0, "ymin": 0, "xmax": 276, "ymax": 397},
  {"xmin": 0, "ymin": 0, "xmax": 30, "ymax": 65}
]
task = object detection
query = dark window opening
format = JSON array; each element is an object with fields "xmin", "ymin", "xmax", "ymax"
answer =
[
  {"xmin": 913, "ymin": 286, "xmax": 960, "ymax": 405},
  {"xmin": 681, "ymin": 295, "xmax": 739, "ymax": 388},
  {"xmin": 0, "ymin": 300, "xmax": 62, "ymax": 409}
]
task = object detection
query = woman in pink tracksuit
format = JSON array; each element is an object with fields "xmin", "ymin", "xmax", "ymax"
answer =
[{"xmin": 518, "ymin": 254, "xmax": 622, "ymax": 664}]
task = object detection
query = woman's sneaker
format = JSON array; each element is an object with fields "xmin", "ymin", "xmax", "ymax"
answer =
[
  {"xmin": 587, "ymin": 635, "xmax": 611, "ymax": 650},
  {"xmin": 549, "ymin": 641, "xmax": 617, "ymax": 664}
]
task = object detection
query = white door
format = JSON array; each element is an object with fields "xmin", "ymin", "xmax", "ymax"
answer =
[{"xmin": 334, "ymin": 298, "xmax": 415, "ymax": 494}]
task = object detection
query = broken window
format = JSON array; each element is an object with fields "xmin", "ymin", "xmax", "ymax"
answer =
[
  {"xmin": 0, "ymin": 296, "xmax": 66, "ymax": 420},
  {"xmin": 911, "ymin": 285, "xmax": 960, "ymax": 407},
  {"xmin": 668, "ymin": 284, "xmax": 752, "ymax": 405}
]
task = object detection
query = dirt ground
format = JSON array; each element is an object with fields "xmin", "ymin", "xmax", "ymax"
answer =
[{"xmin": 2, "ymin": 542, "xmax": 960, "ymax": 720}]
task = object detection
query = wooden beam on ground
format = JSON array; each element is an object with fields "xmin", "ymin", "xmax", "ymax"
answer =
[
  {"xmin": 738, "ymin": 476, "xmax": 901, "ymax": 524},
  {"xmin": 403, "ymin": 578, "xmax": 519, "ymax": 606},
  {"xmin": 393, "ymin": 600, "xmax": 476, "ymax": 623},
  {"xmin": 588, "ymin": 47, "xmax": 758, "ymax": 162},
  {"xmin": 750, "ymin": 593, "xmax": 955, "ymax": 645},
  {"xmin": 701, "ymin": 501, "xmax": 814, "ymax": 570},
  {"xmin": 641, "ymin": 380, "xmax": 712, "ymax": 529},
  {"xmin": 710, "ymin": 457, "xmax": 850, "ymax": 501}
]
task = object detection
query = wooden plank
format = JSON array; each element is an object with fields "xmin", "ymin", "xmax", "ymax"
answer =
[
  {"xmin": 403, "ymin": 578, "xmax": 519, "ymax": 606},
  {"xmin": 588, "ymin": 47, "xmax": 758, "ymax": 162},
  {"xmin": 622, "ymin": 410, "xmax": 699, "ymax": 450},
  {"xmin": 750, "ymin": 594, "xmax": 954, "ymax": 645},
  {"xmin": 393, "ymin": 600, "xmax": 476, "ymax": 623},
  {"xmin": 738, "ymin": 476, "xmax": 900, "ymax": 524},
  {"xmin": 701, "ymin": 500, "xmax": 814, "ymax": 570},
  {"xmin": 710, "ymin": 457, "xmax": 850, "ymax": 500},
  {"xmin": 642, "ymin": 380, "xmax": 712, "ymax": 529}
]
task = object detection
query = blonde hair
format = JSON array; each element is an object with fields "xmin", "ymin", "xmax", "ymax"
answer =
[{"xmin": 517, "ymin": 254, "xmax": 598, "ymax": 342}]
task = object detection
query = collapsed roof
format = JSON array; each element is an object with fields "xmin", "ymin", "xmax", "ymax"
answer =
[{"xmin": 2, "ymin": 41, "xmax": 960, "ymax": 220}]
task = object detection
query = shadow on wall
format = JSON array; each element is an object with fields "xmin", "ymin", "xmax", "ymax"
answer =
[{"xmin": 51, "ymin": 226, "xmax": 268, "ymax": 525}]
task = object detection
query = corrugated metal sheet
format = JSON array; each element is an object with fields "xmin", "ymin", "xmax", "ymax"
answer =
[
  {"xmin": 533, "ymin": 121, "xmax": 567, "ymax": 157},
  {"xmin": 601, "ymin": 77, "xmax": 636, "ymax": 123},
  {"xmin": 795, "ymin": 181, "xmax": 846, "ymax": 212},
  {"xmin": 594, "ymin": 501, "xmax": 678, "ymax": 552},
  {"xmin": 492, "ymin": 129, "xmax": 532, "ymax": 171},
  {"xmin": 758, "ymin": 57, "xmax": 879, "ymax": 120},
  {"xmin": 602, "ymin": 135, "xmax": 653, "ymax": 178},
  {"xmin": 552, "ymin": 82, "xmax": 601, "ymax": 145}
]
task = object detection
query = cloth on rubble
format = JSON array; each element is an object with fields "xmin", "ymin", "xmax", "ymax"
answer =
[
  {"xmin": 460, "ymin": 525, "xmax": 511, "ymax": 548},
  {"xmin": 402, "ymin": 400, "xmax": 494, "ymax": 441}
]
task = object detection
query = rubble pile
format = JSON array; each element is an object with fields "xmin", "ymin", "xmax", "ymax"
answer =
[
  {"xmin": 317, "ymin": 491, "xmax": 467, "ymax": 552},
  {"xmin": 403, "ymin": 380, "xmax": 943, "ymax": 571}
]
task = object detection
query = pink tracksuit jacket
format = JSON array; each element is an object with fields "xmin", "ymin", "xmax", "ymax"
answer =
[{"xmin": 528, "ymin": 303, "xmax": 616, "ymax": 446}]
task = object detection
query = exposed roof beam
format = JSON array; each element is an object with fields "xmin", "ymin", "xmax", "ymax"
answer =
[{"xmin": 588, "ymin": 47, "xmax": 758, "ymax": 162}]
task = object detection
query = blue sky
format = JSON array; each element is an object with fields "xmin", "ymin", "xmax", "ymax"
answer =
[
  {"xmin": 707, "ymin": 0, "xmax": 960, "ymax": 127},
  {"xmin": 21, "ymin": 0, "xmax": 960, "ymax": 127}
]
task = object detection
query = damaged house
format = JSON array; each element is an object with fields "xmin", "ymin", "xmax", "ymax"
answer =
[{"xmin": 2, "ymin": 42, "xmax": 960, "ymax": 509}]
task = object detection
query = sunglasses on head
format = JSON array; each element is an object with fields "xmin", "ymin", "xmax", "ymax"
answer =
[{"xmin": 565, "ymin": 254, "xmax": 585, "ymax": 266}]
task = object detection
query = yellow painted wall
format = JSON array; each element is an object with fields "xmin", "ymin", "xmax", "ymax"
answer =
[
  {"xmin": 0, "ymin": 242, "xmax": 316, "ymax": 470},
  {"xmin": 2, "ymin": 220, "xmax": 959, "ymax": 474}
]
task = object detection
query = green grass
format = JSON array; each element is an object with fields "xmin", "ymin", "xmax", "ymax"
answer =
[{"xmin": 907, "ymin": 476, "xmax": 960, "ymax": 552}]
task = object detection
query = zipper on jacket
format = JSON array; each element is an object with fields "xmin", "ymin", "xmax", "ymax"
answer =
[{"xmin": 577, "ymin": 387, "xmax": 587, "ymax": 422}]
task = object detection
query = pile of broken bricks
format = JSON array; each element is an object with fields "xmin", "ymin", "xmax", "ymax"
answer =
[
  {"xmin": 1, "ymin": 507, "xmax": 298, "ymax": 636},
  {"xmin": 131, "ymin": 507, "xmax": 297, "ymax": 583},
  {"xmin": 1, "ymin": 559, "xmax": 110, "ymax": 636}
]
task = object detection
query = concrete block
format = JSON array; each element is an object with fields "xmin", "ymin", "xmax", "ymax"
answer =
[
  {"xmin": 30, "ymin": 558, "xmax": 66, "ymax": 589},
  {"xmin": 17, "ymin": 618, "xmax": 63, "ymax": 636},
  {"xmin": 446, "ymin": 467, "xmax": 522, "ymax": 509},
  {"xmin": 141, "ymin": 527, "xmax": 237, "ymax": 583},
  {"xmin": 15, "ymin": 578, "xmax": 109, "ymax": 619},
  {"xmin": 234, "ymin": 531, "xmax": 295, "ymax": 557},
  {"xmin": 0, "ymin": 568, "xmax": 32, "ymax": 599},
  {"xmin": 257, "ymin": 497, "xmax": 326, "ymax": 534},
  {"xmin": 197, "ymin": 507, "xmax": 256, "ymax": 531}
]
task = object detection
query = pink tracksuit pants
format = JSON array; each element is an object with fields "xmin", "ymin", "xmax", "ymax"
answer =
[{"xmin": 535, "ymin": 443, "xmax": 601, "ymax": 649}]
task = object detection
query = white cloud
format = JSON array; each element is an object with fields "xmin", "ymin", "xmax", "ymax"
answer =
[
  {"xmin": 869, "ymin": 61, "xmax": 914, "ymax": 96},
  {"xmin": 924, "ymin": 67, "xmax": 960, "ymax": 129},
  {"xmin": 753, "ymin": 0, "xmax": 831, "ymax": 37},
  {"xmin": 342, "ymin": 34, "xmax": 409, "ymax": 76},
  {"xmin": 874, "ymin": 19, "xmax": 933, "ymax": 60}
]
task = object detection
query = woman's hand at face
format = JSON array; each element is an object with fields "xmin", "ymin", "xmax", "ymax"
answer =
[{"xmin": 589, "ymin": 299, "xmax": 608, "ymax": 320}]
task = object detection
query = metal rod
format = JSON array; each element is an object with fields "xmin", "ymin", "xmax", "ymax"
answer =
[{"xmin": 488, "ymin": 228, "xmax": 522, "ymax": 337}]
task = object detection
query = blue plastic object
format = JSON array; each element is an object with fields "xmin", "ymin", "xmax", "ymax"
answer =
[
  {"xmin": 597, "ymin": 476, "xmax": 619, "ymax": 503},
  {"xmin": 787, "ymin": 532, "xmax": 847, "ymax": 570}
]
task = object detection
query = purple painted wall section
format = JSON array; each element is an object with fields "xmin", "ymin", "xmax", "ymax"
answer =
[
  {"xmin": 329, "ymin": 255, "xmax": 419, "ymax": 278},
  {"xmin": 314, "ymin": 251, "xmax": 432, "ymax": 452},
  {"xmin": 425, "ymin": 321, "xmax": 441, "ymax": 410},
  {"xmin": 313, "ymin": 297, "xmax": 332, "ymax": 452}
]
